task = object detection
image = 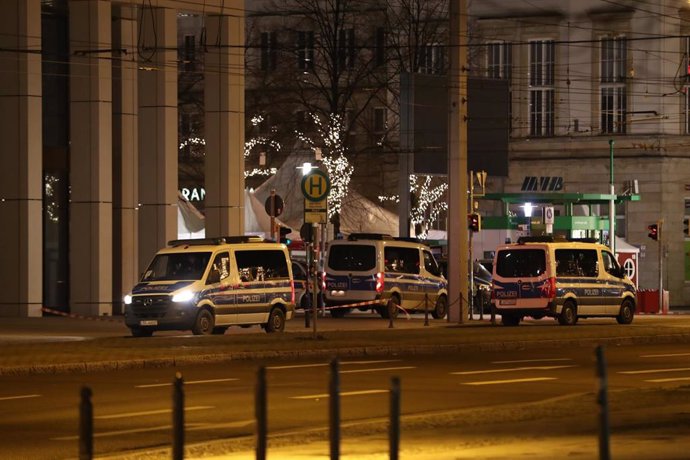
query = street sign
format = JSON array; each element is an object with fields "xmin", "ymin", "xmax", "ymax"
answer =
[
  {"xmin": 544, "ymin": 206, "xmax": 554, "ymax": 225},
  {"xmin": 304, "ymin": 198, "xmax": 327, "ymax": 224},
  {"xmin": 301, "ymin": 170, "xmax": 331, "ymax": 202},
  {"xmin": 264, "ymin": 194, "xmax": 284, "ymax": 217}
]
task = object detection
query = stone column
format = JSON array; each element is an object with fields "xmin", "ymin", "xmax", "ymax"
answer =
[
  {"xmin": 138, "ymin": 6, "xmax": 178, "ymax": 271},
  {"xmin": 69, "ymin": 0, "xmax": 113, "ymax": 316},
  {"xmin": 0, "ymin": 0, "xmax": 42, "ymax": 317},
  {"xmin": 205, "ymin": 12, "xmax": 245, "ymax": 236},
  {"xmin": 112, "ymin": 6, "xmax": 139, "ymax": 313}
]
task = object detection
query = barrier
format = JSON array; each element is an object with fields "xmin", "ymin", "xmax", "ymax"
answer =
[{"xmin": 635, "ymin": 290, "xmax": 669, "ymax": 314}]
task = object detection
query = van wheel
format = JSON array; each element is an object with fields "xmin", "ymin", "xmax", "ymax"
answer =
[
  {"xmin": 558, "ymin": 301, "xmax": 578, "ymax": 326},
  {"xmin": 131, "ymin": 327, "xmax": 153, "ymax": 337},
  {"xmin": 192, "ymin": 309, "xmax": 215, "ymax": 335},
  {"xmin": 501, "ymin": 314, "xmax": 521, "ymax": 326},
  {"xmin": 432, "ymin": 295, "xmax": 447, "ymax": 319},
  {"xmin": 617, "ymin": 299, "xmax": 635, "ymax": 325},
  {"xmin": 212, "ymin": 326, "xmax": 229, "ymax": 335},
  {"xmin": 265, "ymin": 307, "xmax": 286, "ymax": 333}
]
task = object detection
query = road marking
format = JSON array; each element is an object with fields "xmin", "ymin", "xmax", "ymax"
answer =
[
  {"xmin": 641, "ymin": 352, "xmax": 690, "ymax": 358},
  {"xmin": 645, "ymin": 377, "xmax": 690, "ymax": 383},
  {"xmin": 95, "ymin": 406, "xmax": 213, "ymax": 420},
  {"xmin": 291, "ymin": 389, "xmax": 388, "ymax": 400},
  {"xmin": 267, "ymin": 359, "xmax": 401, "ymax": 370},
  {"xmin": 136, "ymin": 378, "xmax": 238, "ymax": 388},
  {"xmin": 0, "ymin": 394, "xmax": 40, "ymax": 401},
  {"xmin": 491, "ymin": 358, "xmax": 573, "ymax": 364},
  {"xmin": 619, "ymin": 367, "xmax": 690, "ymax": 375},
  {"xmin": 340, "ymin": 366, "xmax": 415, "ymax": 374},
  {"xmin": 462, "ymin": 377, "xmax": 558, "ymax": 386},
  {"xmin": 451, "ymin": 365, "xmax": 575, "ymax": 375}
]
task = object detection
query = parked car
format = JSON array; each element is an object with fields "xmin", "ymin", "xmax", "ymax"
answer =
[{"xmin": 437, "ymin": 258, "xmax": 493, "ymax": 314}]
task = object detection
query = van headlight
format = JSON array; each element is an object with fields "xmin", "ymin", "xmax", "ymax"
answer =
[
  {"xmin": 124, "ymin": 294, "xmax": 132, "ymax": 305},
  {"xmin": 172, "ymin": 290, "xmax": 195, "ymax": 303}
]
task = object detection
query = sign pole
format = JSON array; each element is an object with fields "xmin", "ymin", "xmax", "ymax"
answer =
[{"xmin": 269, "ymin": 189, "xmax": 276, "ymax": 241}]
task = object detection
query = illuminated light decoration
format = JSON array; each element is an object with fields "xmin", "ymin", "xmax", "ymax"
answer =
[
  {"xmin": 296, "ymin": 113, "xmax": 353, "ymax": 218},
  {"xmin": 409, "ymin": 175, "xmax": 448, "ymax": 239},
  {"xmin": 244, "ymin": 136, "xmax": 281, "ymax": 159},
  {"xmin": 44, "ymin": 174, "xmax": 60, "ymax": 223},
  {"xmin": 250, "ymin": 114, "xmax": 264, "ymax": 126},
  {"xmin": 179, "ymin": 137, "xmax": 206, "ymax": 150},
  {"xmin": 378, "ymin": 195, "xmax": 400, "ymax": 203},
  {"xmin": 244, "ymin": 168, "xmax": 278, "ymax": 178}
]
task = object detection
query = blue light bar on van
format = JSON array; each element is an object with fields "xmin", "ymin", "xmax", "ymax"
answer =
[{"xmin": 167, "ymin": 236, "xmax": 267, "ymax": 246}]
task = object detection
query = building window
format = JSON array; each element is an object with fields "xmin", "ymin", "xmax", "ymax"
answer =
[
  {"xmin": 529, "ymin": 40, "xmax": 554, "ymax": 137},
  {"xmin": 297, "ymin": 31, "xmax": 314, "ymax": 71},
  {"xmin": 600, "ymin": 36, "xmax": 627, "ymax": 134},
  {"xmin": 260, "ymin": 32, "xmax": 277, "ymax": 71},
  {"xmin": 373, "ymin": 107, "xmax": 387, "ymax": 133},
  {"xmin": 487, "ymin": 42, "xmax": 511, "ymax": 80},
  {"xmin": 418, "ymin": 43, "xmax": 444, "ymax": 74},
  {"xmin": 375, "ymin": 27, "xmax": 386, "ymax": 67},
  {"xmin": 338, "ymin": 28, "xmax": 355, "ymax": 71},
  {"xmin": 183, "ymin": 35, "xmax": 196, "ymax": 71}
]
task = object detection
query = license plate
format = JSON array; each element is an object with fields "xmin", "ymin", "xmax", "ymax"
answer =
[
  {"xmin": 139, "ymin": 320, "xmax": 158, "ymax": 326},
  {"xmin": 499, "ymin": 299, "xmax": 516, "ymax": 306}
]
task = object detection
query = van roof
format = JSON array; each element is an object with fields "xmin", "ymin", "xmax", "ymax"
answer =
[
  {"xmin": 344, "ymin": 233, "xmax": 429, "ymax": 246},
  {"xmin": 167, "ymin": 236, "xmax": 268, "ymax": 247}
]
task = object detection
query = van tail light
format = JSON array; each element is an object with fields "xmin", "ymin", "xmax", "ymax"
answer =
[
  {"xmin": 544, "ymin": 277, "xmax": 556, "ymax": 299},
  {"xmin": 290, "ymin": 280, "xmax": 295, "ymax": 303},
  {"xmin": 376, "ymin": 272, "xmax": 385, "ymax": 294},
  {"xmin": 320, "ymin": 272, "xmax": 326, "ymax": 291}
]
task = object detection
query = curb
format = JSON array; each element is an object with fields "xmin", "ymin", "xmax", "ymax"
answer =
[{"xmin": 2, "ymin": 331, "xmax": 690, "ymax": 376}]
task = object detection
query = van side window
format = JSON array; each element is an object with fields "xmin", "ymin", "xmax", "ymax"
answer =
[
  {"xmin": 496, "ymin": 249, "xmax": 545, "ymax": 277},
  {"xmin": 423, "ymin": 250, "xmax": 441, "ymax": 276},
  {"xmin": 555, "ymin": 249, "xmax": 598, "ymax": 277},
  {"xmin": 601, "ymin": 251, "xmax": 620, "ymax": 276},
  {"xmin": 384, "ymin": 247, "xmax": 420, "ymax": 274},
  {"xmin": 207, "ymin": 252, "xmax": 230, "ymax": 284},
  {"xmin": 235, "ymin": 249, "xmax": 289, "ymax": 281}
]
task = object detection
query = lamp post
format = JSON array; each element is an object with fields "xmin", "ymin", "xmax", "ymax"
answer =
[{"xmin": 609, "ymin": 139, "xmax": 615, "ymax": 253}]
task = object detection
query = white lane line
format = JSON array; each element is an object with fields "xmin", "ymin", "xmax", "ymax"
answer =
[
  {"xmin": 645, "ymin": 377, "xmax": 690, "ymax": 383},
  {"xmin": 641, "ymin": 352, "xmax": 690, "ymax": 358},
  {"xmin": 340, "ymin": 366, "xmax": 415, "ymax": 374},
  {"xmin": 491, "ymin": 358, "xmax": 573, "ymax": 364},
  {"xmin": 619, "ymin": 368, "xmax": 690, "ymax": 375},
  {"xmin": 463, "ymin": 377, "xmax": 558, "ymax": 386},
  {"xmin": 52, "ymin": 421, "xmax": 254, "ymax": 441},
  {"xmin": 291, "ymin": 389, "xmax": 388, "ymax": 400},
  {"xmin": 451, "ymin": 365, "xmax": 575, "ymax": 376},
  {"xmin": 95, "ymin": 406, "xmax": 214, "ymax": 420},
  {"xmin": 136, "ymin": 378, "xmax": 238, "ymax": 388},
  {"xmin": 266, "ymin": 359, "xmax": 401, "ymax": 370},
  {"xmin": 0, "ymin": 394, "xmax": 41, "ymax": 401}
]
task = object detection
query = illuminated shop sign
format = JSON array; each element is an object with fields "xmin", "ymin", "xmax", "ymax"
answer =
[
  {"xmin": 180, "ymin": 187, "xmax": 206, "ymax": 202},
  {"xmin": 521, "ymin": 176, "xmax": 563, "ymax": 192}
]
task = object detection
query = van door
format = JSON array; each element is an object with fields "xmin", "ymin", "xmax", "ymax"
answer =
[
  {"xmin": 555, "ymin": 248, "xmax": 601, "ymax": 315},
  {"xmin": 383, "ymin": 245, "xmax": 424, "ymax": 308},
  {"xmin": 325, "ymin": 243, "xmax": 378, "ymax": 302},
  {"xmin": 493, "ymin": 247, "xmax": 549, "ymax": 309},
  {"xmin": 234, "ymin": 249, "xmax": 291, "ymax": 323},
  {"xmin": 206, "ymin": 251, "xmax": 236, "ymax": 325},
  {"xmin": 422, "ymin": 249, "xmax": 443, "ymax": 304},
  {"xmin": 601, "ymin": 250, "xmax": 626, "ymax": 314}
]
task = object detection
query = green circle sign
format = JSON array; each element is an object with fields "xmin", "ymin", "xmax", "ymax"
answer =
[{"xmin": 301, "ymin": 170, "xmax": 331, "ymax": 202}]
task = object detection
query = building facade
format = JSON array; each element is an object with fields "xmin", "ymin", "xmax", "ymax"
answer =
[
  {"xmin": 470, "ymin": 0, "xmax": 690, "ymax": 306},
  {"xmin": 0, "ymin": 0, "xmax": 245, "ymax": 317}
]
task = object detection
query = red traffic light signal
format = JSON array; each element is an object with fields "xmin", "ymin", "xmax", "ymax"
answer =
[
  {"xmin": 468, "ymin": 213, "xmax": 481, "ymax": 232},
  {"xmin": 647, "ymin": 223, "xmax": 658, "ymax": 241}
]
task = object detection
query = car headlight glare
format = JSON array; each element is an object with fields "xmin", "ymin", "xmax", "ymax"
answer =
[
  {"xmin": 172, "ymin": 290, "xmax": 195, "ymax": 303},
  {"xmin": 124, "ymin": 294, "xmax": 132, "ymax": 305}
]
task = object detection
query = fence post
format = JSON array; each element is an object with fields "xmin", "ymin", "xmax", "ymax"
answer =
[
  {"xmin": 595, "ymin": 346, "xmax": 610, "ymax": 460},
  {"xmin": 388, "ymin": 299, "xmax": 395, "ymax": 329},
  {"xmin": 330, "ymin": 358, "xmax": 340, "ymax": 460},
  {"xmin": 256, "ymin": 366, "xmax": 267, "ymax": 460},
  {"xmin": 458, "ymin": 293, "xmax": 463, "ymax": 325},
  {"xmin": 424, "ymin": 293, "xmax": 429, "ymax": 326},
  {"xmin": 389, "ymin": 377, "xmax": 401, "ymax": 460},
  {"xmin": 79, "ymin": 386, "xmax": 93, "ymax": 460},
  {"xmin": 172, "ymin": 373, "xmax": 184, "ymax": 460}
]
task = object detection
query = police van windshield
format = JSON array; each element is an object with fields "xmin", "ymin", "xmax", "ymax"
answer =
[
  {"xmin": 142, "ymin": 252, "xmax": 212, "ymax": 281},
  {"xmin": 496, "ymin": 249, "xmax": 546, "ymax": 278},
  {"xmin": 328, "ymin": 244, "xmax": 376, "ymax": 271}
]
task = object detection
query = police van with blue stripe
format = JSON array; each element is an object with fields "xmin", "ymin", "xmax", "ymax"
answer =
[
  {"xmin": 124, "ymin": 236, "xmax": 295, "ymax": 337},
  {"xmin": 324, "ymin": 233, "xmax": 448, "ymax": 319},
  {"xmin": 491, "ymin": 236, "xmax": 636, "ymax": 326}
]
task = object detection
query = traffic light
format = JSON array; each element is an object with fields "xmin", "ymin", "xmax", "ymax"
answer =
[
  {"xmin": 279, "ymin": 226, "xmax": 292, "ymax": 245},
  {"xmin": 468, "ymin": 213, "xmax": 481, "ymax": 232},
  {"xmin": 647, "ymin": 223, "xmax": 658, "ymax": 241}
]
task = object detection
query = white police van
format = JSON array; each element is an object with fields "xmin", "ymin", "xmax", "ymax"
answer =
[
  {"xmin": 124, "ymin": 236, "xmax": 295, "ymax": 337},
  {"xmin": 491, "ymin": 236, "xmax": 636, "ymax": 326},
  {"xmin": 323, "ymin": 233, "xmax": 448, "ymax": 319}
]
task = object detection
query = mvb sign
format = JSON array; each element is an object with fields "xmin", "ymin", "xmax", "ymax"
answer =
[{"xmin": 521, "ymin": 176, "xmax": 563, "ymax": 192}]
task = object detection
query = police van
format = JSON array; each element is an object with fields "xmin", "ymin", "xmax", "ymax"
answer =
[
  {"xmin": 124, "ymin": 236, "xmax": 295, "ymax": 337},
  {"xmin": 491, "ymin": 237, "xmax": 636, "ymax": 326},
  {"xmin": 323, "ymin": 233, "xmax": 448, "ymax": 319}
]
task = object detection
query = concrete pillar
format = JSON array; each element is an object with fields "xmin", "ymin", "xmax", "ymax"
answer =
[
  {"xmin": 112, "ymin": 6, "xmax": 139, "ymax": 313},
  {"xmin": 138, "ymin": 6, "xmax": 178, "ymax": 272},
  {"xmin": 69, "ymin": 0, "xmax": 113, "ymax": 316},
  {"xmin": 205, "ymin": 12, "xmax": 245, "ymax": 236},
  {"xmin": 0, "ymin": 0, "xmax": 43, "ymax": 317}
]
